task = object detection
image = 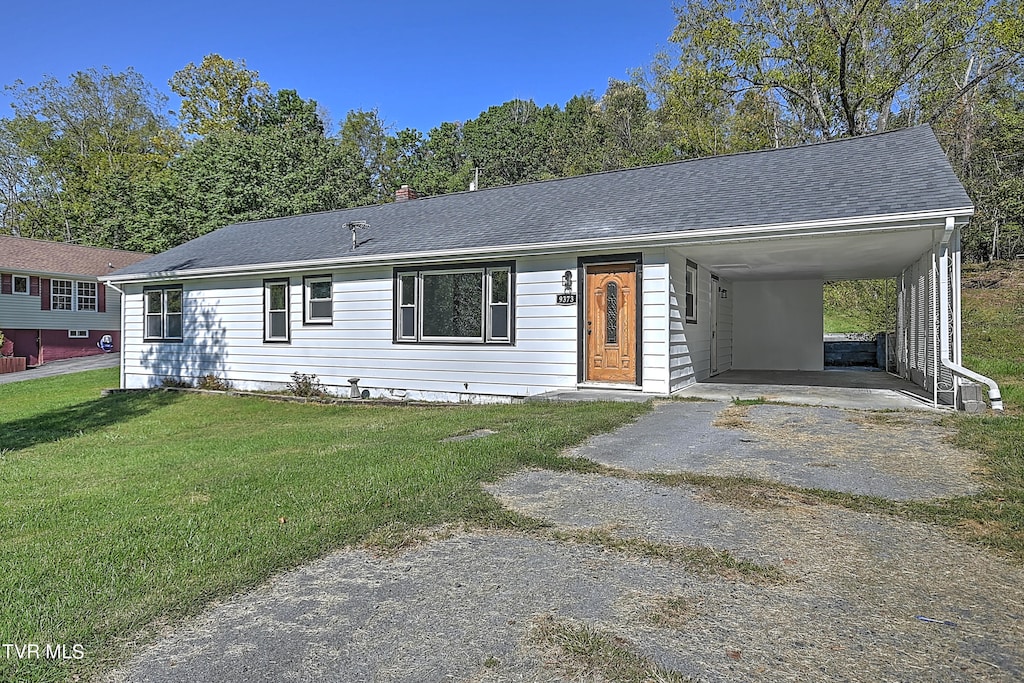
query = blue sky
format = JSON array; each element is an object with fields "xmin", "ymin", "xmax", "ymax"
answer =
[{"xmin": 1, "ymin": 1, "xmax": 677, "ymax": 134}]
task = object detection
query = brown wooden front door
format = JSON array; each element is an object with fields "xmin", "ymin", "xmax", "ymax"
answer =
[{"xmin": 585, "ymin": 263, "xmax": 637, "ymax": 383}]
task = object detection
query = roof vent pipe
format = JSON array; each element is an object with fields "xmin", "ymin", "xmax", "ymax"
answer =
[{"xmin": 938, "ymin": 216, "xmax": 1002, "ymax": 411}]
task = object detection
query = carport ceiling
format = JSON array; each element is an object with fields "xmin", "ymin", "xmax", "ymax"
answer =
[{"xmin": 678, "ymin": 226, "xmax": 941, "ymax": 281}]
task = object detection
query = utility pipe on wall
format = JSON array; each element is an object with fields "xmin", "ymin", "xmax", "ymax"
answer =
[{"xmin": 938, "ymin": 217, "xmax": 1003, "ymax": 411}]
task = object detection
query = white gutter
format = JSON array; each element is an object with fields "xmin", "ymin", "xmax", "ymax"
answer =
[
  {"xmin": 100, "ymin": 206, "xmax": 974, "ymax": 285},
  {"xmin": 938, "ymin": 216, "xmax": 1003, "ymax": 411}
]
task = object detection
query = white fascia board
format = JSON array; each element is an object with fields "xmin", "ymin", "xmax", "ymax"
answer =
[{"xmin": 99, "ymin": 206, "xmax": 974, "ymax": 285}]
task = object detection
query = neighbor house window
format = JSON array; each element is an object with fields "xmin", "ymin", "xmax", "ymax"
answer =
[
  {"xmin": 685, "ymin": 260, "xmax": 698, "ymax": 324},
  {"xmin": 395, "ymin": 263, "xmax": 514, "ymax": 344},
  {"xmin": 52, "ymin": 279, "xmax": 73, "ymax": 310},
  {"xmin": 13, "ymin": 275, "xmax": 29, "ymax": 294},
  {"xmin": 77, "ymin": 281, "xmax": 97, "ymax": 311},
  {"xmin": 304, "ymin": 276, "xmax": 332, "ymax": 324},
  {"xmin": 144, "ymin": 286, "xmax": 183, "ymax": 341},
  {"xmin": 68, "ymin": 330, "xmax": 89, "ymax": 338},
  {"xmin": 264, "ymin": 279, "xmax": 290, "ymax": 342},
  {"xmin": 50, "ymin": 279, "xmax": 98, "ymax": 311}
]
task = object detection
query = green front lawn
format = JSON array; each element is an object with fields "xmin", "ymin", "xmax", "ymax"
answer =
[{"xmin": 0, "ymin": 369, "xmax": 647, "ymax": 682}]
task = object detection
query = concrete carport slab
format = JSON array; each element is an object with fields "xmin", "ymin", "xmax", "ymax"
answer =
[{"xmin": 681, "ymin": 368, "xmax": 941, "ymax": 412}]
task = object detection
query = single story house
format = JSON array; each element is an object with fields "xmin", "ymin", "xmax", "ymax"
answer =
[
  {"xmin": 102, "ymin": 126, "xmax": 997, "ymax": 409},
  {"xmin": 1, "ymin": 236, "xmax": 150, "ymax": 366}
]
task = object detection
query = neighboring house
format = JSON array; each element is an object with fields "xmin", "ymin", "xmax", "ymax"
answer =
[
  {"xmin": 0, "ymin": 237, "xmax": 150, "ymax": 366},
  {"xmin": 103, "ymin": 126, "xmax": 987, "ymax": 408}
]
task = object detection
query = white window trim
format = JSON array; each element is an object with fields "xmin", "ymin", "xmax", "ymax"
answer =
[
  {"xmin": 395, "ymin": 263, "xmax": 514, "ymax": 345},
  {"xmin": 68, "ymin": 330, "xmax": 89, "ymax": 338},
  {"xmin": 52, "ymin": 279, "xmax": 73, "ymax": 311},
  {"xmin": 303, "ymin": 275, "xmax": 333, "ymax": 324},
  {"xmin": 51, "ymin": 279, "xmax": 99, "ymax": 311},
  {"xmin": 264, "ymin": 279, "xmax": 291, "ymax": 343},
  {"xmin": 77, "ymin": 281, "xmax": 97, "ymax": 311},
  {"xmin": 12, "ymin": 275, "xmax": 29, "ymax": 295}
]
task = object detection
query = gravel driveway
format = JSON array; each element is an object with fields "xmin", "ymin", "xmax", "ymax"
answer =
[{"xmin": 109, "ymin": 401, "xmax": 1023, "ymax": 682}]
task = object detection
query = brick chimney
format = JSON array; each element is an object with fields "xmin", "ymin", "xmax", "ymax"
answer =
[{"xmin": 394, "ymin": 185, "xmax": 418, "ymax": 202}]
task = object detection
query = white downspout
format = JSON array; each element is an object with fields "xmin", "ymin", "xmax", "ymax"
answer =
[
  {"xmin": 104, "ymin": 281, "xmax": 128, "ymax": 390},
  {"xmin": 938, "ymin": 217, "xmax": 1003, "ymax": 411}
]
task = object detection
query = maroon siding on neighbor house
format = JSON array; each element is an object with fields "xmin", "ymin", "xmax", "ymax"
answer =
[
  {"xmin": 36, "ymin": 329, "xmax": 120, "ymax": 364},
  {"xmin": 5, "ymin": 329, "xmax": 41, "ymax": 366}
]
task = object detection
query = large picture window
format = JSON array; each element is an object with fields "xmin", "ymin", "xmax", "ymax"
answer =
[
  {"xmin": 264, "ymin": 279, "xmax": 290, "ymax": 342},
  {"xmin": 144, "ymin": 286, "xmax": 183, "ymax": 341},
  {"xmin": 395, "ymin": 263, "xmax": 514, "ymax": 344}
]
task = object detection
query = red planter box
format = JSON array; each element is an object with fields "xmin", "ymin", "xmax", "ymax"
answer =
[{"xmin": 0, "ymin": 357, "xmax": 27, "ymax": 374}]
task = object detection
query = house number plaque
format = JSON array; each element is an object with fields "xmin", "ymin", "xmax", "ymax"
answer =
[{"xmin": 556, "ymin": 293, "xmax": 577, "ymax": 305}]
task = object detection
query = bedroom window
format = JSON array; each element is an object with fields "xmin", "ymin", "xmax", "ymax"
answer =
[
  {"xmin": 264, "ymin": 279, "xmax": 290, "ymax": 342},
  {"xmin": 685, "ymin": 260, "xmax": 698, "ymax": 324},
  {"xmin": 52, "ymin": 279, "xmax": 73, "ymax": 310},
  {"xmin": 304, "ymin": 276, "xmax": 333, "ymax": 324},
  {"xmin": 77, "ymin": 281, "xmax": 97, "ymax": 311},
  {"xmin": 394, "ymin": 263, "xmax": 514, "ymax": 344},
  {"xmin": 144, "ymin": 286, "xmax": 183, "ymax": 341},
  {"xmin": 13, "ymin": 275, "xmax": 28, "ymax": 294}
]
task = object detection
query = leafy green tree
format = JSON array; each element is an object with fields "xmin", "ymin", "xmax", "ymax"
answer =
[
  {"xmin": 658, "ymin": 0, "xmax": 1023, "ymax": 140},
  {"xmin": 170, "ymin": 54, "xmax": 270, "ymax": 137},
  {"xmin": 2, "ymin": 67, "xmax": 179, "ymax": 247}
]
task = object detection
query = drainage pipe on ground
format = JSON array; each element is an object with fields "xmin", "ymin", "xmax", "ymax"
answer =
[{"xmin": 939, "ymin": 217, "xmax": 1003, "ymax": 411}]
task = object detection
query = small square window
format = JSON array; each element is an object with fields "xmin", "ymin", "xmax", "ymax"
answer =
[
  {"xmin": 13, "ymin": 275, "xmax": 29, "ymax": 294},
  {"xmin": 304, "ymin": 276, "xmax": 333, "ymax": 324}
]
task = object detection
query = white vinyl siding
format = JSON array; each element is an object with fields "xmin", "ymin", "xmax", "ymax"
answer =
[
  {"xmin": 666, "ymin": 248, "xmax": 733, "ymax": 392},
  {"xmin": 119, "ymin": 255, "xmax": 583, "ymax": 400}
]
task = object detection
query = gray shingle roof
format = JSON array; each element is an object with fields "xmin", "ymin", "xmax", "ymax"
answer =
[{"xmin": 109, "ymin": 126, "xmax": 971, "ymax": 279}]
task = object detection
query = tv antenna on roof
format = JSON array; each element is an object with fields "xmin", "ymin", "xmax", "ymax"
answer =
[{"xmin": 345, "ymin": 221, "xmax": 368, "ymax": 249}]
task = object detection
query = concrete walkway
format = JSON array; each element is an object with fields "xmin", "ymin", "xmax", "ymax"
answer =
[{"xmin": 0, "ymin": 353, "xmax": 118, "ymax": 385}]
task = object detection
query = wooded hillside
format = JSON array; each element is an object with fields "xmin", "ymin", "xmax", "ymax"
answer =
[{"xmin": 2, "ymin": 1, "xmax": 1022, "ymax": 261}]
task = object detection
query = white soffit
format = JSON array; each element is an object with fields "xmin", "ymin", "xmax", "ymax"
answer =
[{"xmin": 686, "ymin": 226, "xmax": 939, "ymax": 281}]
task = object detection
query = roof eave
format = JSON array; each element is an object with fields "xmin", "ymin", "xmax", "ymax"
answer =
[{"xmin": 100, "ymin": 206, "xmax": 974, "ymax": 284}]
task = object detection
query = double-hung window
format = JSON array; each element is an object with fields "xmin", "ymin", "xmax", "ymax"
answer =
[
  {"xmin": 684, "ymin": 260, "xmax": 698, "ymax": 324},
  {"xmin": 50, "ymin": 279, "xmax": 99, "ymax": 311},
  {"xmin": 52, "ymin": 279, "xmax": 73, "ymax": 310},
  {"xmin": 144, "ymin": 286, "xmax": 183, "ymax": 341},
  {"xmin": 264, "ymin": 279, "xmax": 290, "ymax": 342},
  {"xmin": 77, "ymin": 282, "xmax": 97, "ymax": 311},
  {"xmin": 395, "ymin": 263, "xmax": 514, "ymax": 344},
  {"xmin": 304, "ymin": 276, "xmax": 333, "ymax": 324}
]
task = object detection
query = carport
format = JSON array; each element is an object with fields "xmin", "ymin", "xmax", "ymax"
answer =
[{"xmin": 674, "ymin": 211, "xmax": 1001, "ymax": 412}]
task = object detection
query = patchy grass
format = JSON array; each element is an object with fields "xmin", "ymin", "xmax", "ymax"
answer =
[
  {"xmin": 531, "ymin": 614, "xmax": 691, "ymax": 683},
  {"xmin": 959, "ymin": 261, "xmax": 1024, "ymax": 412},
  {"xmin": 642, "ymin": 411, "xmax": 1024, "ymax": 563},
  {"xmin": 0, "ymin": 369, "xmax": 648, "ymax": 682},
  {"xmin": 642, "ymin": 594, "xmax": 698, "ymax": 630},
  {"xmin": 544, "ymin": 527, "xmax": 784, "ymax": 584}
]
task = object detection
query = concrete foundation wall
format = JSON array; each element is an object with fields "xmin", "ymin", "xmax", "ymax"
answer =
[{"xmin": 733, "ymin": 279, "xmax": 824, "ymax": 371}]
